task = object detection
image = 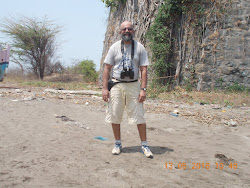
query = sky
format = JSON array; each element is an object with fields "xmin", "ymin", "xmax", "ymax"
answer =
[{"xmin": 0, "ymin": 0, "xmax": 109, "ymax": 70}]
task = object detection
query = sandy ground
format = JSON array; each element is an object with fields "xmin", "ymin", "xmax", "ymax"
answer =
[{"xmin": 0, "ymin": 86, "xmax": 250, "ymax": 188}]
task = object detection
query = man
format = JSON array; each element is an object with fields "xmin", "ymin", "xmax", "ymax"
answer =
[{"xmin": 102, "ymin": 21, "xmax": 153, "ymax": 158}]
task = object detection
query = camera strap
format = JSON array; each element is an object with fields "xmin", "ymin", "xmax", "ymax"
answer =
[
  {"xmin": 121, "ymin": 40, "xmax": 134, "ymax": 70},
  {"xmin": 121, "ymin": 40, "xmax": 134, "ymax": 60}
]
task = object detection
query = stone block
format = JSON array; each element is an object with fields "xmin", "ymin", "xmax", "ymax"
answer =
[
  {"xmin": 221, "ymin": 66, "xmax": 240, "ymax": 75},
  {"xmin": 239, "ymin": 69, "xmax": 248, "ymax": 77},
  {"xmin": 241, "ymin": 31, "xmax": 250, "ymax": 38},
  {"xmin": 224, "ymin": 51, "xmax": 235, "ymax": 59},
  {"xmin": 195, "ymin": 64, "xmax": 205, "ymax": 73},
  {"xmin": 235, "ymin": 54, "xmax": 244, "ymax": 59},
  {"xmin": 203, "ymin": 74, "xmax": 212, "ymax": 82},
  {"xmin": 224, "ymin": 29, "xmax": 244, "ymax": 37},
  {"xmin": 239, "ymin": 61, "xmax": 249, "ymax": 66}
]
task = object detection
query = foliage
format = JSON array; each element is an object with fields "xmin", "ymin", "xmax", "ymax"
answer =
[
  {"xmin": 226, "ymin": 82, "xmax": 250, "ymax": 93},
  {"xmin": 147, "ymin": 83, "xmax": 171, "ymax": 99},
  {"xmin": 147, "ymin": 0, "xmax": 208, "ymax": 86},
  {"xmin": 0, "ymin": 16, "xmax": 61, "ymax": 80},
  {"xmin": 146, "ymin": 1, "xmax": 175, "ymax": 85},
  {"xmin": 78, "ymin": 60, "xmax": 98, "ymax": 83},
  {"xmin": 101, "ymin": 0, "xmax": 126, "ymax": 8}
]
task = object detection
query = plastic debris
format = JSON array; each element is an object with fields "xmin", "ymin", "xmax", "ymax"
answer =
[
  {"xmin": 173, "ymin": 109, "xmax": 179, "ymax": 115},
  {"xmin": 211, "ymin": 104, "xmax": 221, "ymax": 109},
  {"xmin": 56, "ymin": 115, "xmax": 74, "ymax": 122},
  {"xmin": 170, "ymin": 113, "xmax": 178, "ymax": 117},
  {"xmin": 94, "ymin": 136, "xmax": 108, "ymax": 141},
  {"xmin": 23, "ymin": 97, "xmax": 35, "ymax": 101},
  {"xmin": 11, "ymin": 99, "xmax": 19, "ymax": 102}
]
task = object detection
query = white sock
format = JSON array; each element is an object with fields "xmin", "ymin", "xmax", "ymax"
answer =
[
  {"xmin": 115, "ymin": 140, "xmax": 121, "ymax": 144},
  {"xmin": 141, "ymin": 141, "xmax": 148, "ymax": 146}
]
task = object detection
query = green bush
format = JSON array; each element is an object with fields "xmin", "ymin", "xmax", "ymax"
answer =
[
  {"xmin": 78, "ymin": 60, "xmax": 98, "ymax": 83},
  {"xmin": 226, "ymin": 82, "xmax": 250, "ymax": 93}
]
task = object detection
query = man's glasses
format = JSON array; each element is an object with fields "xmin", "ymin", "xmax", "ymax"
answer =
[{"xmin": 121, "ymin": 27, "xmax": 133, "ymax": 31}]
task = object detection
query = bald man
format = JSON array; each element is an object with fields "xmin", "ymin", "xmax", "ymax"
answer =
[{"xmin": 102, "ymin": 21, "xmax": 153, "ymax": 158}]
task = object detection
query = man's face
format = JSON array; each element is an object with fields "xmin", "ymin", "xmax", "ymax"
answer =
[{"xmin": 120, "ymin": 23, "xmax": 134, "ymax": 42}]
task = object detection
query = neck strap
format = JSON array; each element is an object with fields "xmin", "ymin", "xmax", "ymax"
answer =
[{"xmin": 121, "ymin": 40, "xmax": 134, "ymax": 60}]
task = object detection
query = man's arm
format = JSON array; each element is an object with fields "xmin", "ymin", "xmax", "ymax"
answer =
[
  {"xmin": 102, "ymin": 63, "xmax": 112, "ymax": 102},
  {"xmin": 139, "ymin": 66, "xmax": 147, "ymax": 103}
]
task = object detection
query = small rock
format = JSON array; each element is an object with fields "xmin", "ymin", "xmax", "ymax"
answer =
[
  {"xmin": 165, "ymin": 128, "xmax": 175, "ymax": 132},
  {"xmin": 224, "ymin": 119, "xmax": 237, "ymax": 127},
  {"xmin": 229, "ymin": 119, "xmax": 237, "ymax": 127},
  {"xmin": 92, "ymin": 95, "xmax": 102, "ymax": 100},
  {"xmin": 15, "ymin": 89, "xmax": 22, "ymax": 93}
]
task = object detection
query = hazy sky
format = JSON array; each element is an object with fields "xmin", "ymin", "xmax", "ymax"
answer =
[{"xmin": 0, "ymin": 0, "xmax": 109, "ymax": 70}]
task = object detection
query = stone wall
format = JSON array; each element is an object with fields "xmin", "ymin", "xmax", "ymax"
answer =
[
  {"xmin": 99, "ymin": 0, "xmax": 249, "ymax": 90},
  {"xmin": 181, "ymin": 0, "xmax": 250, "ymax": 90}
]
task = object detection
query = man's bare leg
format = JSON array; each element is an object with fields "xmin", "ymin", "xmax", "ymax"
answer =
[
  {"xmin": 112, "ymin": 124, "xmax": 121, "ymax": 140},
  {"xmin": 137, "ymin": 123, "xmax": 146, "ymax": 141},
  {"xmin": 112, "ymin": 124, "xmax": 122, "ymax": 155}
]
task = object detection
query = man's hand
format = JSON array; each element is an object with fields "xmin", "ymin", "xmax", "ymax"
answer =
[
  {"xmin": 102, "ymin": 88, "xmax": 109, "ymax": 102},
  {"xmin": 138, "ymin": 90, "xmax": 146, "ymax": 103}
]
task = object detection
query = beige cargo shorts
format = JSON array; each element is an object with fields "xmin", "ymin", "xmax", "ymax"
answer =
[{"xmin": 105, "ymin": 81, "xmax": 145, "ymax": 125}]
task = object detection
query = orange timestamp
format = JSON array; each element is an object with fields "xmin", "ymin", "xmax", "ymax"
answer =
[{"xmin": 165, "ymin": 162, "xmax": 238, "ymax": 170}]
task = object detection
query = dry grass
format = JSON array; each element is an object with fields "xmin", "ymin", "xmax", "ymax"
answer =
[
  {"xmin": 2, "ymin": 74, "xmax": 249, "ymax": 107},
  {"xmin": 2, "ymin": 73, "xmax": 99, "ymax": 91},
  {"xmin": 150, "ymin": 86, "xmax": 249, "ymax": 107}
]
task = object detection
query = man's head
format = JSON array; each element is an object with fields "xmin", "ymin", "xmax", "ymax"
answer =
[{"xmin": 120, "ymin": 21, "xmax": 135, "ymax": 42}]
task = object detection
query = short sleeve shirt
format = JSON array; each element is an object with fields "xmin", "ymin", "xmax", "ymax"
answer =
[{"xmin": 104, "ymin": 40, "xmax": 150, "ymax": 81}]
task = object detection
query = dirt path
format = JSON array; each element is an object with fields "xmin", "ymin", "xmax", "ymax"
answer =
[{"xmin": 0, "ymin": 87, "xmax": 250, "ymax": 188}]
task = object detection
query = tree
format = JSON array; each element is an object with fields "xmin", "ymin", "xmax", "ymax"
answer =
[
  {"xmin": 45, "ymin": 61, "xmax": 65, "ymax": 75},
  {"xmin": 78, "ymin": 60, "xmax": 98, "ymax": 82},
  {"xmin": 0, "ymin": 16, "xmax": 61, "ymax": 79}
]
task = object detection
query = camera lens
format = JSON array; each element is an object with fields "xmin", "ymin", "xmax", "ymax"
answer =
[{"xmin": 120, "ymin": 71, "xmax": 125, "ymax": 79}]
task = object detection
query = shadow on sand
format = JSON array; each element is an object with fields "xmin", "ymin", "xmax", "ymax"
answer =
[{"xmin": 122, "ymin": 146, "xmax": 174, "ymax": 155}]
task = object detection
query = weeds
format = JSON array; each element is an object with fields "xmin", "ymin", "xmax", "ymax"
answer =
[
  {"xmin": 226, "ymin": 82, "xmax": 250, "ymax": 93},
  {"xmin": 147, "ymin": 83, "xmax": 249, "ymax": 107}
]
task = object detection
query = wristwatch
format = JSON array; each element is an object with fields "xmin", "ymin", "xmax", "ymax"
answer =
[{"xmin": 141, "ymin": 88, "xmax": 147, "ymax": 91}]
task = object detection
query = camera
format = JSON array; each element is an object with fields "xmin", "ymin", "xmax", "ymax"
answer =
[{"xmin": 120, "ymin": 68, "xmax": 134, "ymax": 79}]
